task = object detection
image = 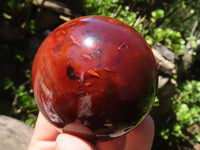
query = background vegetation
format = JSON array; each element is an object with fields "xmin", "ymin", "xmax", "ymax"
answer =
[{"xmin": 0, "ymin": 0, "xmax": 200, "ymax": 149}]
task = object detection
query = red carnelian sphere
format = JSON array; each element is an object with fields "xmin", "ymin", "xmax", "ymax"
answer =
[{"xmin": 32, "ymin": 16, "xmax": 157, "ymax": 142}]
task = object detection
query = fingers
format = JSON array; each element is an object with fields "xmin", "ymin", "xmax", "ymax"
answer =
[
  {"xmin": 56, "ymin": 134, "xmax": 95, "ymax": 150},
  {"xmin": 63, "ymin": 120, "xmax": 95, "ymax": 141},
  {"xmin": 30, "ymin": 112, "xmax": 61, "ymax": 141},
  {"xmin": 124, "ymin": 115, "xmax": 155, "ymax": 150},
  {"xmin": 55, "ymin": 115, "xmax": 154, "ymax": 150},
  {"xmin": 97, "ymin": 135, "xmax": 126, "ymax": 150},
  {"xmin": 96, "ymin": 115, "xmax": 154, "ymax": 150},
  {"xmin": 28, "ymin": 112, "xmax": 61, "ymax": 150},
  {"xmin": 28, "ymin": 141, "xmax": 56, "ymax": 150},
  {"xmin": 29, "ymin": 112, "xmax": 154, "ymax": 150}
]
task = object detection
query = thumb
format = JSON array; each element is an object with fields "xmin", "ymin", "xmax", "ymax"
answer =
[{"xmin": 56, "ymin": 134, "xmax": 95, "ymax": 150}]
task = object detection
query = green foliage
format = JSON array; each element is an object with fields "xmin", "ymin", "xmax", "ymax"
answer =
[
  {"xmin": 26, "ymin": 19, "xmax": 37, "ymax": 34},
  {"xmin": 116, "ymin": 6, "xmax": 137, "ymax": 26},
  {"xmin": 172, "ymin": 123, "xmax": 182, "ymax": 138},
  {"xmin": 153, "ymin": 97, "xmax": 160, "ymax": 107},
  {"xmin": 159, "ymin": 80, "xmax": 200, "ymax": 145},
  {"xmin": 84, "ymin": 0, "xmax": 122, "ymax": 17},
  {"xmin": 144, "ymin": 9, "xmax": 186, "ymax": 55},
  {"xmin": 173, "ymin": 80, "xmax": 200, "ymax": 126},
  {"xmin": 7, "ymin": 0, "xmax": 32, "ymax": 10},
  {"xmin": 0, "ymin": 0, "xmax": 38, "ymax": 126},
  {"xmin": 160, "ymin": 123, "xmax": 183, "ymax": 141},
  {"xmin": 0, "ymin": 77, "xmax": 38, "ymax": 127},
  {"xmin": 83, "ymin": 1, "xmax": 187, "ymax": 55},
  {"xmin": 84, "ymin": 0, "xmax": 138, "ymax": 27},
  {"xmin": 160, "ymin": 128, "xmax": 170, "ymax": 140},
  {"xmin": 186, "ymin": 36, "xmax": 197, "ymax": 49},
  {"xmin": 151, "ymin": 9, "xmax": 165, "ymax": 21},
  {"xmin": 146, "ymin": 27, "xmax": 185, "ymax": 55},
  {"xmin": 1, "ymin": 78, "xmax": 14, "ymax": 90},
  {"xmin": 162, "ymin": 0, "xmax": 200, "ymax": 36},
  {"xmin": 3, "ymin": 0, "xmax": 37, "ymax": 34}
]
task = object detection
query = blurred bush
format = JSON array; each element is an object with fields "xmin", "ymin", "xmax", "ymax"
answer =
[{"xmin": 0, "ymin": 0, "xmax": 200, "ymax": 149}]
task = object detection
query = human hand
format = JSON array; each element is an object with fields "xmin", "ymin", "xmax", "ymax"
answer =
[{"xmin": 28, "ymin": 112, "xmax": 154, "ymax": 150}]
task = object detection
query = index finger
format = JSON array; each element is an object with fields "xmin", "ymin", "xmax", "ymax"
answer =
[{"xmin": 31, "ymin": 112, "xmax": 61, "ymax": 141}]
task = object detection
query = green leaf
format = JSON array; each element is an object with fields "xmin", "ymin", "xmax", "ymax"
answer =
[
  {"xmin": 151, "ymin": 9, "xmax": 165, "ymax": 19},
  {"xmin": 160, "ymin": 128, "xmax": 169, "ymax": 140},
  {"xmin": 145, "ymin": 35, "xmax": 153, "ymax": 45},
  {"xmin": 195, "ymin": 134, "xmax": 200, "ymax": 143},
  {"xmin": 15, "ymin": 54, "xmax": 24, "ymax": 62},
  {"xmin": 153, "ymin": 97, "xmax": 160, "ymax": 107},
  {"xmin": 0, "ymin": 78, "xmax": 14, "ymax": 90}
]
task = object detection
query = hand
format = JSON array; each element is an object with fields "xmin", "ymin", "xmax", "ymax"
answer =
[{"xmin": 28, "ymin": 112, "xmax": 154, "ymax": 150}]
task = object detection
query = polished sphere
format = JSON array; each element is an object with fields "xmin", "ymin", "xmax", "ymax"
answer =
[{"xmin": 32, "ymin": 16, "xmax": 157, "ymax": 142}]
